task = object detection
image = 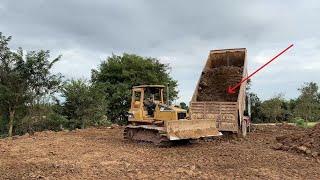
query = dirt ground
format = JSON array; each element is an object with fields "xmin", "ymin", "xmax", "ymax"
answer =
[
  {"xmin": 1, "ymin": 125, "xmax": 320, "ymax": 179},
  {"xmin": 276, "ymin": 123, "xmax": 320, "ymax": 157}
]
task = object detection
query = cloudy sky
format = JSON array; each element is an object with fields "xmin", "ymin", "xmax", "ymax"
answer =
[{"xmin": 1, "ymin": 0, "xmax": 319, "ymax": 103}]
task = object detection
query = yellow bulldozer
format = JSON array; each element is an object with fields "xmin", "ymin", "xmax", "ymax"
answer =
[
  {"xmin": 124, "ymin": 85, "xmax": 221, "ymax": 145},
  {"xmin": 124, "ymin": 48, "xmax": 251, "ymax": 145}
]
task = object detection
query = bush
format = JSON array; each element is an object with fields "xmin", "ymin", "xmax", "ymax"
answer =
[
  {"xmin": 293, "ymin": 117, "xmax": 306, "ymax": 128},
  {"xmin": 46, "ymin": 113, "xmax": 68, "ymax": 130},
  {"xmin": 62, "ymin": 80, "xmax": 108, "ymax": 129},
  {"xmin": 15, "ymin": 113, "xmax": 68, "ymax": 135},
  {"xmin": 92, "ymin": 115, "xmax": 112, "ymax": 127}
]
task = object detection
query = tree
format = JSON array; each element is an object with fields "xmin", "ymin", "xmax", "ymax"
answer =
[
  {"xmin": 248, "ymin": 92, "xmax": 265, "ymax": 123},
  {"xmin": 0, "ymin": 34, "xmax": 29, "ymax": 137},
  {"xmin": 62, "ymin": 80, "xmax": 107, "ymax": 129},
  {"xmin": 0, "ymin": 33, "xmax": 11, "ymax": 135},
  {"xmin": 294, "ymin": 82, "xmax": 320, "ymax": 122},
  {"xmin": 18, "ymin": 49, "xmax": 63, "ymax": 134},
  {"xmin": 260, "ymin": 94, "xmax": 286, "ymax": 122},
  {"xmin": 23, "ymin": 50, "xmax": 62, "ymax": 105},
  {"xmin": 91, "ymin": 53, "xmax": 178, "ymax": 124},
  {"xmin": 0, "ymin": 32, "xmax": 62, "ymax": 136}
]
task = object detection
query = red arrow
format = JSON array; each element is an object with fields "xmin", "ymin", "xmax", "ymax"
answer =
[{"xmin": 227, "ymin": 44, "xmax": 294, "ymax": 94}]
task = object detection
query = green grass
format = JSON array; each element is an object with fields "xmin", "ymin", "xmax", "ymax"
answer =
[
  {"xmin": 306, "ymin": 122, "xmax": 319, "ymax": 128},
  {"xmin": 290, "ymin": 117, "xmax": 319, "ymax": 128}
]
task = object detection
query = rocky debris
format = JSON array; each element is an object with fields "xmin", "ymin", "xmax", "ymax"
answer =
[
  {"xmin": 107, "ymin": 124, "xmax": 121, "ymax": 129},
  {"xmin": 312, "ymin": 152, "xmax": 319, "ymax": 157},
  {"xmin": 111, "ymin": 124, "xmax": 120, "ymax": 129},
  {"xmin": 197, "ymin": 66, "xmax": 243, "ymax": 102},
  {"xmin": 276, "ymin": 123, "xmax": 320, "ymax": 158}
]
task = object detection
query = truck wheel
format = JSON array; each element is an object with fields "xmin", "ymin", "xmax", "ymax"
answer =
[{"xmin": 241, "ymin": 120, "xmax": 247, "ymax": 137}]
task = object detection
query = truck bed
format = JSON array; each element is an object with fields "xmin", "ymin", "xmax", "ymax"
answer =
[{"xmin": 190, "ymin": 48, "xmax": 247, "ymax": 133}]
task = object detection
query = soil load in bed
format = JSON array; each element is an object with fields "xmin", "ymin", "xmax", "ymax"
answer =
[
  {"xmin": 195, "ymin": 49, "xmax": 246, "ymax": 102},
  {"xmin": 197, "ymin": 66, "xmax": 243, "ymax": 101}
]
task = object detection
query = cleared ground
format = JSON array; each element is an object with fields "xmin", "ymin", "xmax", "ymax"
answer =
[{"xmin": 0, "ymin": 125, "xmax": 320, "ymax": 179}]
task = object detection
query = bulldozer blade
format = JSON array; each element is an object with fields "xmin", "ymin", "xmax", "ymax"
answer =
[{"xmin": 165, "ymin": 119, "xmax": 222, "ymax": 140}]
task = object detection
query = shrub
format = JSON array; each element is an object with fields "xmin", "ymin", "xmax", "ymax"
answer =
[
  {"xmin": 92, "ymin": 115, "xmax": 112, "ymax": 127},
  {"xmin": 293, "ymin": 117, "xmax": 306, "ymax": 128},
  {"xmin": 15, "ymin": 112, "xmax": 68, "ymax": 135}
]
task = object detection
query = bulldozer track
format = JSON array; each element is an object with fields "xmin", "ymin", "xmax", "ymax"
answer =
[{"xmin": 124, "ymin": 127, "xmax": 177, "ymax": 147}]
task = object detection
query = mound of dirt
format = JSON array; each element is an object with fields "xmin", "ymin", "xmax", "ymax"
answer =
[
  {"xmin": 197, "ymin": 66, "xmax": 243, "ymax": 102},
  {"xmin": 275, "ymin": 123, "xmax": 320, "ymax": 158}
]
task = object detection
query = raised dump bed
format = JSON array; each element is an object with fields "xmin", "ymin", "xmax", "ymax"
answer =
[{"xmin": 190, "ymin": 48, "xmax": 248, "ymax": 134}]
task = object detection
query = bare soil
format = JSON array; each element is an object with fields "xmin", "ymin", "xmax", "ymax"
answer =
[
  {"xmin": 197, "ymin": 66, "xmax": 243, "ymax": 101},
  {"xmin": 1, "ymin": 125, "xmax": 320, "ymax": 179},
  {"xmin": 276, "ymin": 123, "xmax": 320, "ymax": 158}
]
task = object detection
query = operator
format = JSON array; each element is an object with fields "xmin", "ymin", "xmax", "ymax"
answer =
[{"xmin": 144, "ymin": 97, "xmax": 156, "ymax": 116}]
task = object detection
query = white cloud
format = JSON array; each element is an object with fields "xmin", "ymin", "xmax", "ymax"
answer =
[{"xmin": 51, "ymin": 49, "xmax": 109, "ymax": 80}]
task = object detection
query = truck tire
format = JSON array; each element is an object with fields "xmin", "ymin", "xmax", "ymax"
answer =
[{"xmin": 241, "ymin": 120, "xmax": 247, "ymax": 137}]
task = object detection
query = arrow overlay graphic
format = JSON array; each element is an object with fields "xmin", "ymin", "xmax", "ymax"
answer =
[{"xmin": 227, "ymin": 44, "xmax": 294, "ymax": 94}]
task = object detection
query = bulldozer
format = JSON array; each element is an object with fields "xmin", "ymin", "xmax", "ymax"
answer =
[{"xmin": 123, "ymin": 85, "xmax": 221, "ymax": 145}]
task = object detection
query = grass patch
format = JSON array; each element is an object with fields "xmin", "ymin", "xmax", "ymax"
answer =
[
  {"xmin": 290, "ymin": 117, "xmax": 319, "ymax": 128},
  {"xmin": 306, "ymin": 122, "xmax": 319, "ymax": 128}
]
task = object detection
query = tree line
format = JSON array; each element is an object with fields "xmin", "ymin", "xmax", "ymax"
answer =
[{"xmin": 249, "ymin": 82, "xmax": 320, "ymax": 123}]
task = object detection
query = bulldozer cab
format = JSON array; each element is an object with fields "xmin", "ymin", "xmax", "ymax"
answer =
[{"xmin": 130, "ymin": 85, "xmax": 165, "ymax": 120}]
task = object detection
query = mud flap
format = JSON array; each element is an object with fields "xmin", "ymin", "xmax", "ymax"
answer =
[{"xmin": 165, "ymin": 119, "xmax": 222, "ymax": 140}]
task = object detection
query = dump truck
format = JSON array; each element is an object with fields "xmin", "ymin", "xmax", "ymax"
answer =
[
  {"xmin": 190, "ymin": 48, "xmax": 251, "ymax": 137},
  {"xmin": 124, "ymin": 85, "xmax": 221, "ymax": 145}
]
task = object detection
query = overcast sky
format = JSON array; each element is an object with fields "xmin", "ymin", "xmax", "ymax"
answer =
[{"xmin": 1, "ymin": 0, "xmax": 319, "ymax": 103}]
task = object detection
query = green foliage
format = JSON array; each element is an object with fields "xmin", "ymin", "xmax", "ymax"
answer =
[
  {"xmin": 62, "ymin": 80, "xmax": 107, "ymax": 129},
  {"xmin": 0, "ymin": 34, "xmax": 30, "ymax": 136},
  {"xmin": 13, "ymin": 105, "xmax": 68, "ymax": 135},
  {"xmin": 250, "ymin": 82, "xmax": 320, "ymax": 123},
  {"xmin": 248, "ymin": 92, "xmax": 264, "ymax": 123},
  {"xmin": 0, "ymin": 113, "xmax": 8, "ymax": 135},
  {"xmin": 260, "ymin": 94, "xmax": 286, "ymax": 122},
  {"xmin": 24, "ymin": 113, "xmax": 67, "ymax": 134},
  {"xmin": 23, "ymin": 50, "xmax": 63, "ymax": 102},
  {"xmin": 293, "ymin": 117, "xmax": 306, "ymax": 128},
  {"xmin": 249, "ymin": 92, "xmax": 289, "ymax": 123},
  {"xmin": 0, "ymin": 32, "xmax": 62, "ymax": 136},
  {"xmin": 91, "ymin": 53, "xmax": 178, "ymax": 124},
  {"xmin": 293, "ymin": 82, "xmax": 320, "ymax": 122},
  {"xmin": 46, "ymin": 113, "xmax": 68, "ymax": 129}
]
